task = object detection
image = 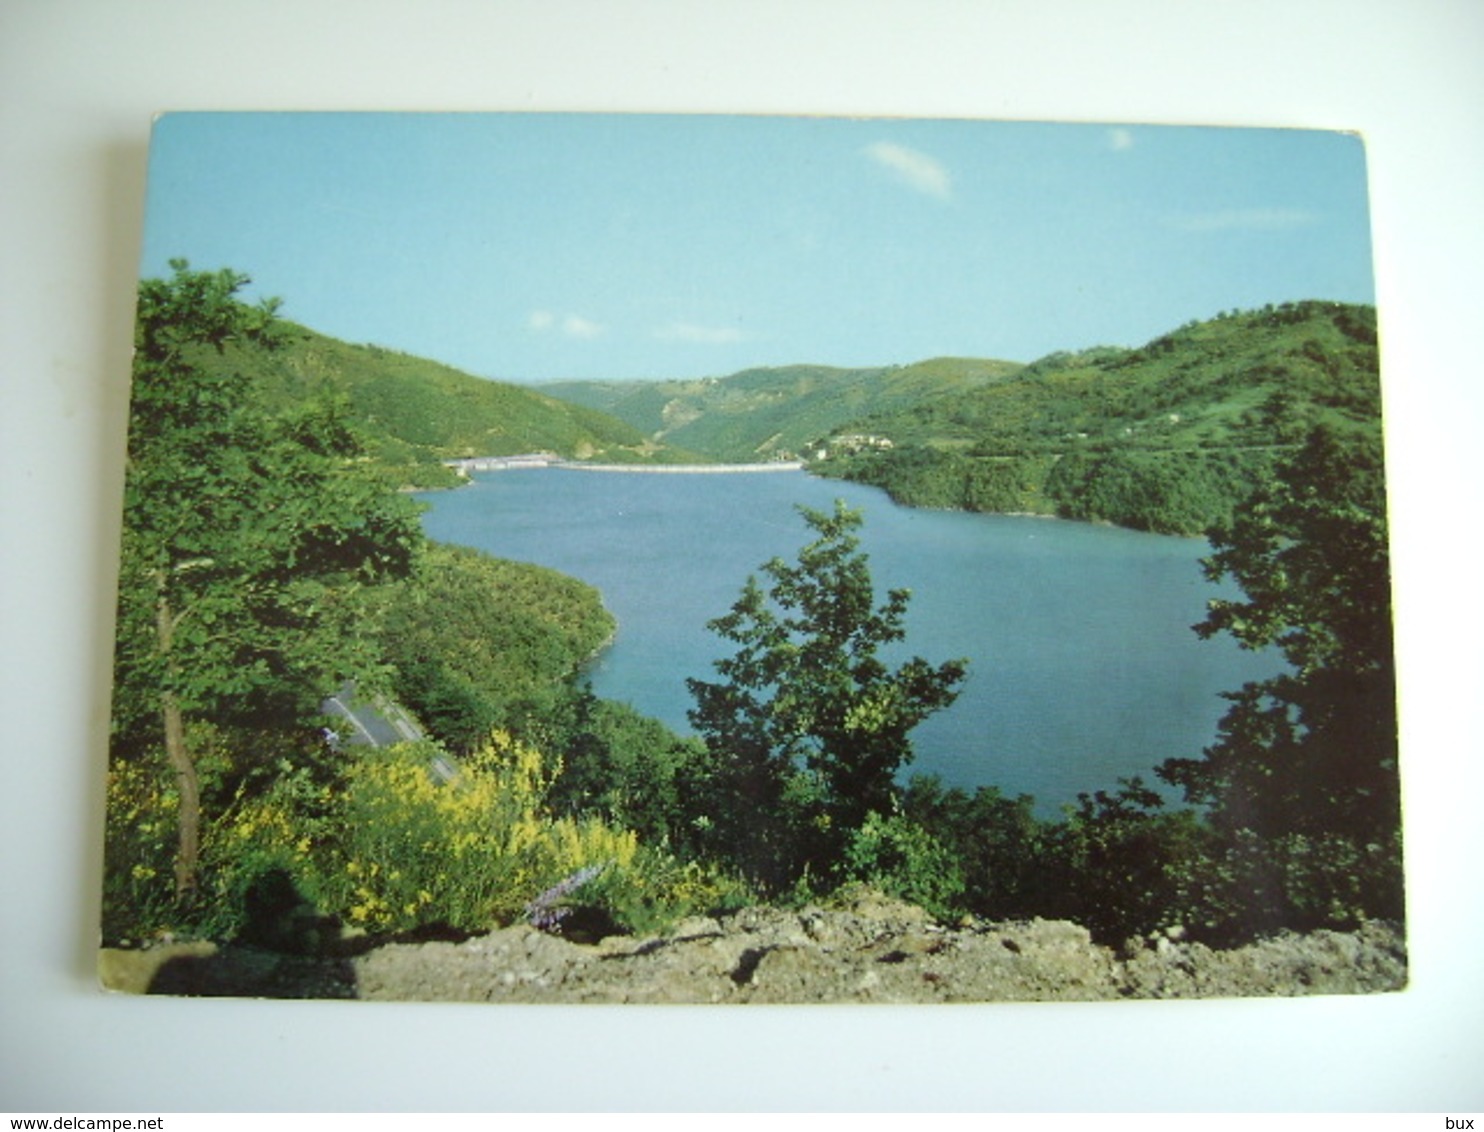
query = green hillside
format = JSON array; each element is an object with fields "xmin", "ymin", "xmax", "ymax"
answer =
[
  {"xmin": 545, "ymin": 356, "xmax": 1022, "ymax": 463},
  {"xmin": 196, "ymin": 300, "xmax": 1381, "ymax": 527},
  {"xmin": 849, "ymin": 301, "xmax": 1378, "ymax": 450},
  {"xmin": 202, "ymin": 322, "xmax": 682, "ymax": 487},
  {"xmin": 820, "ymin": 301, "xmax": 1384, "ymax": 533},
  {"xmin": 544, "ymin": 300, "xmax": 1383, "ymax": 535}
]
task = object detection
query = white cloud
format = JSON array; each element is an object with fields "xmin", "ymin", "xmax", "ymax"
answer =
[
  {"xmin": 654, "ymin": 321, "xmax": 745, "ymax": 345},
  {"xmin": 864, "ymin": 141, "xmax": 953, "ymax": 201},
  {"xmin": 1107, "ymin": 127, "xmax": 1135, "ymax": 152},
  {"xmin": 562, "ymin": 314, "xmax": 605, "ymax": 339},
  {"xmin": 529, "ymin": 309, "xmax": 605, "ymax": 338},
  {"xmin": 1169, "ymin": 208, "xmax": 1318, "ymax": 233}
]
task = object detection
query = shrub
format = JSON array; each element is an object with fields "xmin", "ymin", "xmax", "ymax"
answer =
[
  {"xmin": 544, "ymin": 691, "xmax": 706, "ymax": 847},
  {"xmin": 107, "ymin": 722, "xmax": 756, "ymax": 947},
  {"xmin": 316, "ymin": 734, "xmax": 639, "ymax": 934},
  {"xmin": 841, "ymin": 810, "xmax": 966, "ymax": 922},
  {"xmin": 314, "ymin": 733, "xmax": 755, "ymax": 940},
  {"xmin": 1040, "ymin": 778, "xmax": 1213, "ymax": 945},
  {"xmin": 103, "ymin": 745, "xmax": 335, "ymax": 945},
  {"xmin": 901, "ymin": 775, "xmax": 1048, "ymax": 920},
  {"xmin": 194, "ymin": 764, "xmax": 332, "ymax": 943},
  {"xmin": 101, "ymin": 757, "xmax": 180, "ymax": 944},
  {"xmin": 575, "ymin": 852, "xmax": 753, "ymax": 938},
  {"xmin": 1186, "ymin": 828, "xmax": 1406, "ymax": 945}
]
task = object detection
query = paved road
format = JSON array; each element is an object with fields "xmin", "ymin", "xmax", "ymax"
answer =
[
  {"xmin": 321, "ymin": 682, "xmax": 423, "ymax": 747},
  {"xmin": 320, "ymin": 683, "xmax": 458, "ymax": 784}
]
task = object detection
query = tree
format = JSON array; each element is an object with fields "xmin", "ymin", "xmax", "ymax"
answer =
[
  {"xmin": 901, "ymin": 775, "xmax": 1047, "ymax": 919},
  {"xmin": 1157, "ymin": 424, "xmax": 1402, "ymax": 917},
  {"xmin": 544, "ymin": 689, "xmax": 705, "ymax": 848},
  {"xmin": 111, "ymin": 261, "xmax": 423, "ymax": 901},
  {"xmin": 372, "ymin": 543, "xmax": 617, "ymax": 755},
  {"xmin": 1040, "ymin": 777, "xmax": 1212, "ymax": 944},
  {"xmin": 684, "ymin": 501, "xmax": 967, "ymax": 888}
]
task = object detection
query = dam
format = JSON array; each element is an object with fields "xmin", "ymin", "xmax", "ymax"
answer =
[{"xmin": 444, "ymin": 454, "xmax": 804, "ymax": 475}]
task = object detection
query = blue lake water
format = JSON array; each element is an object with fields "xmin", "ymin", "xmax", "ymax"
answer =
[{"xmin": 417, "ymin": 469, "xmax": 1280, "ymax": 813}]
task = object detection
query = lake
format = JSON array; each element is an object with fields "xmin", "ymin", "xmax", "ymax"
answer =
[{"xmin": 417, "ymin": 468, "xmax": 1280, "ymax": 813}]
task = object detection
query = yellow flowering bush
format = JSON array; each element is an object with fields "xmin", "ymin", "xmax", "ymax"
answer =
[
  {"xmin": 582, "ymin": 850, "xmax": 752, "ymax": 937},
  {"xmin": 320, "ymin": 732, "xmax": 642, "ymax": 933},
  {"xmin": 102, "ymin": 717, "xmax": 340, "ymax": 945},
  {"xmin": 195, "ymin": 779, "xmax": 329, "ymax": 941},
  {"xmin": 103, "ymin": 728, "xmax": 753, "ymax": 946},
  {"xmin": 101, "ymin": 757, "xmax": 179, "ymax": 942}
]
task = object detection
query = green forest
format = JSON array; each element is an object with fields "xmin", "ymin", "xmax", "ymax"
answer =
[
  {"xmin": 195, "ymin": 315, "xmax": 695, "ymax": 490},
  {"xmin": 103, "ymin": 263, "xmax": 1402, "ymax": 971},
  {"xmin": 547, "ymin": 301, "xmax": 1384, "ymax": 537},
  {"xmin": 812, "ymin": 301, "xmax": 1383, "ymax": 534},
  {"xmin": 543, "ymin": 356, "xmax": 1022, "ymax": 465}
]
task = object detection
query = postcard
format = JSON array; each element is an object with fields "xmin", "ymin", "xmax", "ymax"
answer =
[{"xmin": 99, "ymin": 112, "xmax": 1403, "ymax": 1002}]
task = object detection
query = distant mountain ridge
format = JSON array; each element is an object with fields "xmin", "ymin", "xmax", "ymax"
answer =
[
  {"xmin": 845, "ymin": 300, "xmax": 1381, "ymax": 453},
  {"xmin": 202, "ymin": 300, "xmax": 1382, "ymax": 527},
  {"xmin": 814, "ymin": 300, "xmax": 1385, "ymax": 533},
  {"xmin": 543, "ymin": 356, "xmax": 1023, "ymax": 463},
  {"xmin": 539, "ymin": 299, "xmax": 1383, "ymax": 534}
]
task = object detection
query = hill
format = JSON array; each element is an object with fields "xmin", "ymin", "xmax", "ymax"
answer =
[
  {"xmin": 537, "ymin": 302, "xmax": 1382, "ymax": 534},
  {"xmin": 847, "ymin": 300, "xmax": 1379, "ymax": 452},
  {"xmin": 203, "ymin": 322, "xmax": 687, "ymax": 487},
  {"xmin": 816, "ymin": 300, "xmax": 1384, "ymax": 533},
  {"xmin": 544, "ymin": 357, "xmax": 1022, "ymax": 463},
  {"xmin": 200, "ymin": 301, "xmax": 1382, "ymax": 524}
]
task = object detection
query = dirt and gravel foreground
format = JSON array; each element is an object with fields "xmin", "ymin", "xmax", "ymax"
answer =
[{"xmin": 98, "ymin": 891, "xmax": 1407, "ymax": 1004}]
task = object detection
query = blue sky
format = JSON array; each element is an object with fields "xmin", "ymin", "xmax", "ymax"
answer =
[{"xmin": 140, "ymin": 113, "xmax": 1375, "ymax": 383}]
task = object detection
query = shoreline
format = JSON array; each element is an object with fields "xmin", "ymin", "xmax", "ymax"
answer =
[
  {"xmin": 554, "ymin": 460, "xmax": 804, "ymax": 475},
  {"xmin": 441, "ymin": 454, "xmax": 804, "ymax": 477},
  {"xmin": 428, "ymin": 458, "xmax": 1204, "ymax": 538}
]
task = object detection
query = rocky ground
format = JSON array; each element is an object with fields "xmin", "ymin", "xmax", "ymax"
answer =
[{"xmin": 98, "ymin": 890, "xmax": 1407, "ymax": 1004}]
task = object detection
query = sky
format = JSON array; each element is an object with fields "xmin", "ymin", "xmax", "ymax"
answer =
[{"xmin": 139, "ymin": 112, "xmax": 1377, "ymax": 383}]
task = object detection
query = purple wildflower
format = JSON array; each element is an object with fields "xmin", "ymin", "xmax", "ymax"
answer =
[{"xmin": 525, "ymin": 862, "xmax": 609, "ymax": 932}]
